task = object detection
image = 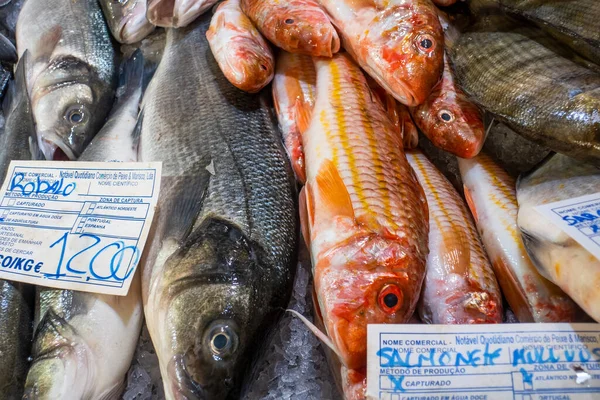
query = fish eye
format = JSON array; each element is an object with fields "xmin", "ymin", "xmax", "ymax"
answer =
[
  {"xmin": 205, "ymin": 323, "xmax": 239, "ymax": 360},
  {"xmin": 438, "ymin": 109, "xmax": 454, "ymax": 123},
  {"xmin": 378, "ymin": 284, "xmax": 403, "ymax": 314},
  {"xmin": 285, "ymin": 18, "xmax": 294, "ymax": 24},
  {"xmin": 416, "ymin": 34, "xmax": 436, "ymax": 54},
  {"xmin": 65, "ymin": 106, "xmax": 87, "ymax": 126}
]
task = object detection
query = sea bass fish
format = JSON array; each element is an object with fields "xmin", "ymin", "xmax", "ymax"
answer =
[
  {"xmin": 0, "ymin": 281, "xmax": 33, "ymax": 400},
  {"xmin": 241, "ymin": 0, "xmax": 339, "ymax": 57},
  {"xmin": 272, "ymin": 51, "xmax": 316, "ymax": 183},
  {"xmin": 147, "ymin": 0, "xmax": 219, "ymax": 27},
  {"xmin": 139, "ymin": 16, "xmax": 297, "ymax": 399},
  {"xmin": 319, "ymin": 0, "xmax": 444, "ymax": 106},
  {"xmin": 300, "ymin": 53, "xmax": 428, "ymax": 377},
  {"xmin": 494, "ymin": 0, "xmax": 600, "ymax": 65},
  {"xmin": 99, "ymin": 0, "xmax": 155, "ymax": 44},
  {"xmin": 207, "ymin": 0, "xmax": 274, "ymax": 93},
  {"xmin": 16, "ymin": 0, "xmax": 117, "ymax": 160},
  {"xmin": 449, "ymin": 29, "xmax": 600, "ymax": 164},
  {"xmin": 517, "ymin": 154, "xmax": 600, "ymax": 323},
  {"xmin": 23, "ymin": 53, "xmax": 145, "ymax": 400},
  {"xmin": 459, "ymin": 153, "xmax": 585, "ymax": 322},
  {"xmin": 407, "ymin": 150, "xmax": 502, "ymax": 324}
]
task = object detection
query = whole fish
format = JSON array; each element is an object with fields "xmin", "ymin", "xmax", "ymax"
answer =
[
  {"xmin": 367, "ymin": 77, "xmax": 418, "ymax": 150},
  {"xmin": 449, "ymin": 29, "xmax": 600, "ymax": 164},
  {"xmin": 0, "ymin": 51, "xmax": 38, "ymax": 179},
  {"xmin": 139, "ymin": 16, "xmax": 297, "ymax": 399},
  {"xmin": 0, "ymin": 281, "xmax": 33, "ymax": 400},
  {"xmin": 147, "ymin": 0, "xmax": 218, "ymax": 28},
  {"xmin": 300, "ymin": 53, "xmax": 428, "ymax": 381},
  {"xmin": 241, "ymin": 0, "xmax": 339, "ymax": 57},
  {"xmin": 407, "ymin": 150, "xmax": 502, "ymax": 324},
  {"xmin": 410, "ymin": 54, "xmax": 485, "ymax": 158},
  {"xmin": 207, "ymin": 0, "xmax": 274, "ymax": 93},
  {"xmin": 16, "ymin": 0, "xmax": 117, "ymax": 161},
  {"xmin": 319, "ymin": 0, "xmax": 444, "ymax": 106},
  {"xmin": 459, "ymin": 153, "xmax": 585, "ymax": 323},
  {"xmin": 99, "ymin": 0, "xmax": 155, "ymax": 44},
  {"xmin": 517, "ymin": 154, "xmax": 600, "ymax": 323},
  {"xmin": 23, "ymin": 52, "xmax": 145, "ymax": 400},
  {"xmin": 495, "ymin": 0, "xmax": 600, "ymax": 65},
  {"xmin": 272, "ymin": 51, "xmax": 316, "ymax": 184}
]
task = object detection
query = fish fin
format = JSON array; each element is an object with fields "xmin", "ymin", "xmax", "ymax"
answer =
[
  {"xmin": 299, "ymin": 186, "xmax": 311, "ymax": 249},
  {"xmin": 311, "ymin": 287, "xmax": 325, "ymax": 327},
  {"xmin": 463, "ymin": 185, "xmax": 478, "ymax": 224},
  {"xmin": 287, "ymin": 309, "xmax": 343, "ymax": 360},
  {"xmin": 314, "ymin": 160, "xmax": 354, "ymax": 220},
  {"xmin": 305, "ymin": 181, "xmax": 316, "ymax": 226},
  {"xmin": 294, "ymin": 100, "xmax": 312, "ymax": 134},
  {"xmin": 131, "ymin": 110, "xmax": 144, "ymax": 161},
  {"xmin": 3, "ymin": 49, "xmax": 28, "ymax": 114},
  {"xmin": 97, "ymin": 380, "xmax": 125, "ymax": 400},
  {"xmin": 0, "ymin": 32, "xmax": 16, "ymax": 63},
  {"xmin": 116, "ymin": 49, "xmax": 144, "ymax": 105},
  {"xmin": 440, "ymin": 225, "xmax": 471, "ymax": 276}
]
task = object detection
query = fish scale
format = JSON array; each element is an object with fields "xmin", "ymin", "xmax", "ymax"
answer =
[
  {"xmin": 139, "ymin": 15, "xmax": 296, "ymax": 400},
  {"xmin": 450, "ymin": 29, "xmax": 600, "ymax": 164}
]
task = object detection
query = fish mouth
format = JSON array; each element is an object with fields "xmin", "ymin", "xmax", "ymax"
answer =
[
  {"xmin": 39, "ymin": 136, "xmax": 76, "ymax": 160},
  {"xmin": 120, "ymin": 4, "xmax": 154, "ymax": 44},
  {"xmin": 385, "ymin": 74, "xmax": 418, "ymax": 107}
]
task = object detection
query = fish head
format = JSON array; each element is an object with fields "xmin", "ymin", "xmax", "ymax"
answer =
[
  {"xmin": 100, "ymin": 0, "xmax": 154, "ymax": 44},
  {"xmin": 267, "ymin": 5, "xmax": 340, "ymax": 56},
  {"xmin": 159, "ymin": 219, "xmax": 272, "ymax": 400},
  {"xmin": 365, "ymin": 3, "xmax": 444, "ymax": 106},
  {"xmin": 319, "ymin": 234, "xmax": 422, "ymax": 370},
  {"xmin": 30, "ymin": 56, "xmax": 114, "ymax": 160},
  {"xmin": 411, "ymin": 88, "xmax": 485, "ymax": 158}
]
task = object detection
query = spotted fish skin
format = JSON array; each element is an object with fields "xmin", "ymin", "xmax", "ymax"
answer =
[
  {"xmin": 407, "ymin": 150, "xmax": 502, "ymax": 325},
  {"xmin": 301, "ymin": 53, "xmax": 428, "ymax": 380}
]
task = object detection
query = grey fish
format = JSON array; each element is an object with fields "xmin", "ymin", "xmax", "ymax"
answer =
[
  {"xmin": 449, "ymin": 28, "xmax": 600, "ymax": 165},
  {"xmin": 517, "ymin": 153, "xmax": 600, "ymax": 322},
  {"xmin": 16, "ymin": 0, "xmax": 117, "ymax": 160},
  {"xmin": 492, "ymin": 0, "xmax": 600, "ymax": 65},
  {"xmin": 0, "ymin": 281, "xmax": 33, "ymax": 400},
  {"xmin": 0, "ymin": 50, "xmax": 38, "ymax": 180},
  {"xmin": 99, "ymin": 0, "xmax": 155, "ymax": 44},
  {"xmin": 139, "ymin": 15, "xmax": 297, "ymax": 400},
  {"xmin": 22, "ymin": 52, "xmax": 145, "ymax": 400}
]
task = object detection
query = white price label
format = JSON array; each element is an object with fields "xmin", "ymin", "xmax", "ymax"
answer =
[
  {"xmin": 535, "ymin": 193, "xmax": 600, "ymax": 261},
  {"xmin": 0, "ymin": 161, "xmax": 161, "ymax": 296},
  {"xmin": 367, "ymin": 323, "xmax": 600, "ymax": 400}
]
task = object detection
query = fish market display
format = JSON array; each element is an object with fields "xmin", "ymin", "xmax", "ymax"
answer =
[
  {"xmin": 139, "ymin": 15, "xmax": 297, "ymax": 399},
  {"xmin": 300, "ymin": 52, "xmax": 429, "ymax": 398},
  {"xmin": 241, "ymin": 0, "xmax": 339, "ymax": 57},
  {"xmin": 99, "ymin": 0, "xmax": 155, "ymax": 44},
  {"xmin": 16, "ymin": 0, "xmax": 117, "ymax": 160},
  {"xmin": 459, "ymin": 153, "xmax": 585, "ymax": 323},
  {"xmin": 272, "ymin": 51, "xmax": 315, "ymax": 184},
  {"xmin": 207, "ymin": 0, "xmax": 274, "ymax": 93},
  {"xmin": 147, "ymin": 0, "xmax": 218, "ymax": 28},
  {"xmin": 407, "ymin": 150, "xmax": 502, "ymax": 324},
  {"xmin": 23, "ymin": 53, "xmax": 145, "ymax": 400},
  {"xmin": 319, "ymin": 0, "xmax": 444, "ymax": 106},
  {"xmin": 517, "ymin": 154, "xmax": 600, "ymax": 323},
  {"xmin": 493, "ymin": 0, "xmax": 600, "ymax": 65},
  {"xmin": 0, "ymin": 280, "xmax": 33, "ymax": 400},
  {"xmin": 449, "ymin": 29, "xmax": 600, "ymax": 164},
  {"xmin": 0, "ymin": 51, "xmax": 38, "ymax": 179}
]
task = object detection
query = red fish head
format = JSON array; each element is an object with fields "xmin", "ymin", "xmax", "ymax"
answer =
[
  {"xmin": 367, "ymin": 3, "xmax": 444, "ymax": 106},
  {"xmin": 318, "ymin": 235, "xmax": 424, "ymax": 370},
  {"xmin": 412, "ymin": 91, "xmax": 485, "ymax": 158}
]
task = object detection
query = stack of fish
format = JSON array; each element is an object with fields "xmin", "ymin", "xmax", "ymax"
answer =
[{"xmin": 0, "ymin": 0, "xmax": 595, "ymax": 399}]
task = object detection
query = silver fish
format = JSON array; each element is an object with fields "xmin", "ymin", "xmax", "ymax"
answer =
[
  {"xmin": 139, "ymin": 15, "xmax": 297, "ymax": 400},
  {"xmin": 16, "ymin": 0, "xmax": 117, "ymax": 160},
  {"xmin": 23, "ymin": 53, "xmax": 145, "ymax": 400},
  {"xmin": 517, "ymin": 154, "xmax": 600, "ymax": 322}
]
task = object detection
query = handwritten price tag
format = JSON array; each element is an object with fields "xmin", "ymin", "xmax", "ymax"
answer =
[
  {"xmin": 0, "ymin": 161, "xmax": 161, "ymax": 295},
  {"xmin": 367, "ymin": 324, "xmax": 600, "ymax": 400},
  {"xmin": 535, "ymin": 193, "xmax": 600, "ymax": 262}
]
